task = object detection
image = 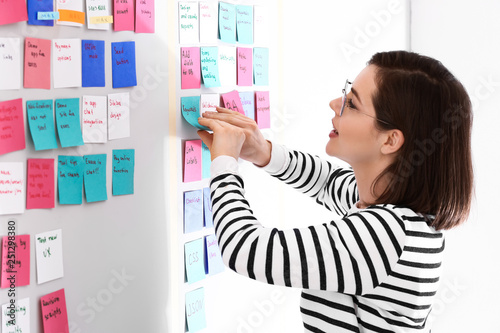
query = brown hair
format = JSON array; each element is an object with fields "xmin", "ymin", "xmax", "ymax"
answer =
[{"xmin": 367, "ymin": 51, "xmax": 473, "ymax": 230}]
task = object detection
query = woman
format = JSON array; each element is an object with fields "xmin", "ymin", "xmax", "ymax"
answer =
[{"xmin": 197, "ymin": 51, "xmax": 473, "ymax": 332}]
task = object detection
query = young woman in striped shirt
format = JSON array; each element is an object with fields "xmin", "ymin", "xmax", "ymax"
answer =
[{"xmin": 197, "ymin": 50, "xmax": 473, "ymax": 332}]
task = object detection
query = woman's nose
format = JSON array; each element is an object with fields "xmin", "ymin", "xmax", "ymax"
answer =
[{"xmin": 330, "ymin": 97, "xmax": 343, "ymax": 116}]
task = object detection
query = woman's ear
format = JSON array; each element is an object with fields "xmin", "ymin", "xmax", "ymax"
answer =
[{"xmin": 381, "ymin": 129, "xmax": 404, "ymax": 155}]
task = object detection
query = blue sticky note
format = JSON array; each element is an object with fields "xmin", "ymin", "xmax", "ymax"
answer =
[
  {"xmin": 253, "ymin": 47, "xmax": 269, "ymax": 86},
  {"xmin": 55, "ymin": 98, "xmax": 84, "ymax": 148},
  {"xmin": 203, "ymin": 187, "xmax": 213, "ymax": 228},
  {"xmin": 200, "ymin": 47, "xmax": 221, "ymax": 87},
  {"xmin": 184, "ymin": 190, "xmax": 204, "ymax": 233},
  {"xmin": 111, "ymin": 41, "xmax": 137, "ymax": 88},
  {"xmin": 201, "ymin": 142, "xmax": 211, "ymax": 180},
  {"xmin": 181, "ymin": 96, "xmax": 208, "ymax": 130},
  {"xmin": 236, "ymin": 5, "xmax": 253, "ymax": 44},
  {"xmin": 185, "ymin": 288, "xmax": 206, "ymax": 332},
  {"xmin": 112, "ymin": 149, "xmax": 135, "ymax": 195},
  {"xmin": 84, "ymin": 154, "xmax": 107, "ymax": 203},
  {"xmin": 28, "ymin": 0, "xmax": 54, "ymax": 26},
  {"xmin": 37, "ymin": 12, "xmax": 59, "ymax": 20},
  {"xmin": 185, "ymin": 238, "xmax": 206, "ymax": 284},
  {"xmin": 239, "ymin": 91, "xmax": 255, "ymax": 120},
  {"xmin": 205, "ymin": 234, "xmax": 224, "ymax": 275},
  {"xmin": 82, "ymin": 40, "xmax": 105, "ymax": 87},
  {"xmin": 26, "ymin": 100, "xmax": 58, "ymax": 151},
  {"xmin": 219, "ymin": 2, "xmax": 236, "ymax": 44},
  {"xmin": 58, "ymin": 156, "xmax": 84, "ymax": 205}
]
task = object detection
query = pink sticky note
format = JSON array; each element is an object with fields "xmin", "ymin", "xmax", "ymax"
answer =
[
  {"xmin": 136, "ymin": 0, "xmax": 154, "ymax": 33},
  {"xmin": 181, "ymin": 47, "xmax": 201, "ymax": 89},
  {"xmin": 24, "ymin": 37, "xmax": 51, "ymax": 89},
  {"xmin": 0, "ymin": 0, "xmax": 28, "ymax": 25},
  {"xmin": 1, "ymin": 235, "xmax": 30, "ymax": 288},
  {"xmin": 184, "ymin": 140, "xmax": 202, "ymax": 183},
  {"xmin": 27, "ymin": 159, "xmax": 55, "ymax": 209},
  {"xmin": 221, "ymin": 90, "xmax": 245, "ymax": 115},
  {"xmin": 114, "ymin": 0, "xmax": 134, "ymax": 31},
  {"xmin": 255, "ymin": 91, "xmax": 270, "ymax": 129},
  {"xmin": 0, "ymin": 98, "xmax": 25, "ymax": 155},
  {"xmin": 41, "ymin": 289, "xmax": 69, "ymax": 333},
  {"xmin": 237, "ymin": 47, "xmax": 253, "ymax": 86}
]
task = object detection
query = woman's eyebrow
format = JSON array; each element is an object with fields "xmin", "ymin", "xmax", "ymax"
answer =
[{"xmin": 351, "ymin": 87, "xmax": 363, "ymax": 106}]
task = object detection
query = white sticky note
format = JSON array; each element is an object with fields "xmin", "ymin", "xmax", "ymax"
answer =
[
  {"xmin": 86, "ymin": 0, "xmax": 112, "ymax": 30},
  {"xmin": 254, "ymin": 6, "xmax": 269, "ymax": 45},
  {"xmin": 200, "ymin": 93, "xmax": 219, "ymax": 113},
  {"xmin": 35, "ymin": 229, "xmax": 64, "ymax": 284},
  {"xmin": 179, "ymin": 2, "xmax": 199, "ymax": 44},
  {"xmin": 82, "ymin": 95, "xmax": 107, "ymax": 143},
  {"xmin": 0, "ymin": 162, "xmax": 25, "ymax": 215},
  {"xmin": 199, "ymin": 2, "xmax": 218, "ymax": 44},
  {"xmin": 218, "ymin": 46, "xmax": 236, "ymax": 87},
  {"xmin": 108, "ymin": 92, "xmax": 130, "ymax": 140},
  {"xmin": 0, "ymin": 38, "xmax": 21, "ymax": 91},
  {"xmin": 53, "ymin": 39, "xmax": 82, "ymax": 88},
  {"xmin": 57, "ymin": 0, "xmax": 85, "ymax": 27},
  {"xmin": 2, "ymin": 297, "xmax": 30, "ymax": 333}
]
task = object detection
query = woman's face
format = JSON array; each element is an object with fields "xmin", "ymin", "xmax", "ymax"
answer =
[{"xmin": 326, "ymin": 65, "xmax": 387, "ymax": 165}]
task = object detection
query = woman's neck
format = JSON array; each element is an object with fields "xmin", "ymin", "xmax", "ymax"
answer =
[{"xmin": 351, "ymin": 158, "xmax": 392, "ymax": 209}]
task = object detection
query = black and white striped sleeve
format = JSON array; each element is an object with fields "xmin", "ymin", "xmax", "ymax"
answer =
[{"xmin": 210, "ymin": 155, "xmax": 407, "ymax": 295}]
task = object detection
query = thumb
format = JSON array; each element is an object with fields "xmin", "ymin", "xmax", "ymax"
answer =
[{"xmin": 197, "ymin": 130, "xmax": 213, "ymax": 149}]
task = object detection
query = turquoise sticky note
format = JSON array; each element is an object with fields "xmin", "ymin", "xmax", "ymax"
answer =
[
  {"xmin": 203, "ymin": 187, "xmax": 213, "ymax": 228},
  {"xmin": 201, "ymin": 142, "xmax": 211, "ymax": 180},
  {"xmin": 55, "ymin": 98, "xmax": 84, "ymax": 148},
  {"xmin": 184, "ymin": 190, "xmax": 203, "ymax": 233},
  {"xmin": 112, "ymin": 149, "xmax": 135, "ymax": 196},
  {"xmin": 185, "ymin": 287, "xmax": 206, "ymax": 332},
  {"xmin": 219, "ymin": 2, "xmax": 236, "ymax": 44},
  {"xmin": 236, "ymin": 5, "xmax": 253, "ymax": 44},
  {"xmin": 58, "ymin": 156, "xmax": 84, "ymax": 205},
  {"xmin": 239, "ymin": 91, "xmax": 255, "ymax": 120},
  {"xmin": 253, "ymin": 47, "xmax": 269, "ymax": 86},
  {"xmin": 83, "ymin": 154, "xmax": 107, "ymax": 203},
  {"xmin": 181, "ymin": 96, "xmax": 208, "ymax": 130},
  {"xmin": 185, "ymin": 238, "xmax": 206, "ymax": 284},
  {"xmin": 205, "ymin": 234, "xmax": 224, "ymax": 275},
  {"xmin": 200, "ymin": 47, "xmax": 221, "ymax": 88},
  {"xmin": 26, "ymin": 100, "xmax": 58, "ymax": 151}
]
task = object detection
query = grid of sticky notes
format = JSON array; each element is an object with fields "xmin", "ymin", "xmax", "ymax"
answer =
[{"xmin": 0, "ymin": 0, "xmax": 154, "ymax": 33}]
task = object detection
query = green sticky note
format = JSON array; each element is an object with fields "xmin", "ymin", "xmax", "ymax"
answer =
[
  {"xmin": 27, "ymin": 100, "xmax": 58, "ymax": 151},
  {"xmin": 185, "ymin": 238, "xmax": 206, "ymax": 284},
  {"xmin": 58, "ymin": 156, "xmax": 84, "ymax": 205},
  {"xmin": 55, "ymin": 98, "xmax": 84, "ymax": 148},
  {"xmin": 181, "ymin": 96, "xmax": 208, "ymax": 130},
  {"xmin": 253, "ymin": 47, "xmax": 269, "ymax": 86},
  {"xmin": 219, "ymin": 2, "xmax": 236, "ymax": 44},
  {"xmin": 112, "ymin": 149, "xmax": 135, "ymax": 196},
  {"xmin": 185, "ymin": 288, "xmax": 207, "ymax": 332},
  {"xmin": 83, "ymin": 154, "xmax": 107, "ymax": 203},
  {"xmin": 236, "ymin": 5, "xmax": 253, "ymax": 44}
]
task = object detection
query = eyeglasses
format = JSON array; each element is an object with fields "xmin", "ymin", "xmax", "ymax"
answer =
[{"xmin": 340, "ymin": 79, "xmax": 392, "ymax": 126}]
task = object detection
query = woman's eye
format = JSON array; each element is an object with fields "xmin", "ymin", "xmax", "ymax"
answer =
[{"xmin": 347, "ymin": 98, "xmax": 356, "ymax": 109}]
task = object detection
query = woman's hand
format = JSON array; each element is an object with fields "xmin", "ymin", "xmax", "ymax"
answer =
[{"xmin": 198, "ymin": 107, "xmax": 272, "ymax": 166}]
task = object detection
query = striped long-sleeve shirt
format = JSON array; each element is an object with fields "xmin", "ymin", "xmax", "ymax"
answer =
[{"xmin": 210, "ymin": 143, "xmax": 444, "ymax": 332}]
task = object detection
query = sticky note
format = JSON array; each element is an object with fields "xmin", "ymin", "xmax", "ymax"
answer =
[
  {"xmin": 86, "ymin": 0, "xmax": 112, "ymax": 30},
  {"xmin": 27, "ymin": 159, "xmax": 55, "ymax": 209},
  {"xmin": 82, "ymin": 95, "xmax": 107, "ymax": 143},
  {"xmin": 254, "ymin": 6, "xmax": 269, "ymax": 45},
  {"xmin": 82, "ymin": 40, "xmax": 105, "ymax": 87},
  {"xmin": 203, "ymin": 187, "xmax": 213, "ymax": 227},
  {"xmin": 111, "ymin": 41, "xmax": 137, "ymax": 88},
  {"xmin": 205, "ymin": 234, "xmax": 224, "ymax": 275},
  {"xmin": 179, "ymin": 2, "xmax": 198, "ymax": 43},
  {"xmin": 218, "ymin": 2, "xmax": 236, "ymax": 44},
  {"xmin": 221, "ymin": 90, "xmax": 244, "ymax": 114},
  {"xmin": 181, "ymin": 47, "xmax": 201, "ymax": 89},
  {"xmin": 200, "ymin": 93, "xmax": 219, "ymax": 113},
  {"xmin": 112, "ymin": 149, "xmax": 135, "ymax": 195},
  {"xmin": 1, "ymin": 297, "xmax": 29, "ymax": 333},
  {"xmin": 113, "ymin": 0, "xmax": 134, "ymax": 31},
  {"xmin": 218, "ymin": 46, "xmax": 236, "ymax": 87},
  {"xmin": 236, "ymin": 5, "xmax": 253, "ymax": 44},
  {"xmin": 184, "ymin": 190, "xmax": 203, "ymax": 233},
  {"xmin": 237, "ymin": 47, "xmax": 252, "ymax": 86},
  {"xmin": 53, "ymin": 39, "xmax": 82, "ymax": 88},
  {"xmin": 40, "ymin": 289, "xmax": 69, "ymax": 333},
  {"xmin": 0, "ymin": 38, "xmax": 21, "ymax": 90},
  {"xmin": 136, "ymin": 0, "xmax": 154, "ymax": 33},
  {"xmin": 58, "ymin": 156, "xmax": 84, "ymax": 205},
  {"xmin": 1, "ymin": 235, "xmax": 30, "ymax": 288},
  {"xmin": 185, "ymin": 238, "xmax": 205, "ymax": 283},
  {"xmin": 202, "ymin": 142, "xmax": 211, "ymax": 180},
  {"xmin": 37, "ymin": 11, "xmax": 59, "ymax": 21},
  {"xmin": 24, "ymin": 37, "xmax": 51, "ymax": 89},
  {"xmin": 199, "ymin": 2, "xmax": 218, "ymax": 44},
  {"xmin": 239, "ymin": 91, "xmax": 255, "ymax": 120},
  {"xmin": 0, "ymin": 0, "xmax": 28, "ymax": 25},
  {"xmin": 55, "ymin": 98, "xmax": 84, "ymax": 148},
  {"xmin": 253, "ymin": 47, "xmax": 269, "ymax": 86},
  {"xmin": 0, "ymin": 98, "xmax": 25, "ymax": 155},
  {"xmin": 57, "ymin": 0, "xmax": 85, "ymax": 27},
  {"xmin": 28, "ymin": 0, "xmax": 54, "ymax": 26},
  {"xmin": 84, "ymin": 154, "xmax": 107, "ymax": 203},
  {"xmin": 26, "ymin": 100, "xmax": 58, "ymax": 151},
  {"xmin": 185, "ymin": 288, "xmax": 206, "ymax": 332},
  {"xmin": 35, "ymin": 229, "xmax": 64, "ymax": 284},
  {"xmin": 108, "ymin": 92, "xmax": 130, "ymax": 140},
  {"xmin": 184, "ymin": 140, "xmax": 202, "ymax": 183},
  {"xmin": 0, "ymin": 163, "xmax": 24, "ymax": 215},
  {"xmin": 200, "ymin": 47, "xmax": 221, "ymax": 87},
  {"xmin": 181, "ymin": 96, "xmax": 207, "ymax": 130},
  {"xmin": 256, "ymin": 91, "xmax": 270, "ymax": 129}
]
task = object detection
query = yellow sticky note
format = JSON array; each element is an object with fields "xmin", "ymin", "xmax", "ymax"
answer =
[{"xmin": 89, "ymin": 15, "xmax": 113, "ymax": 24}]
